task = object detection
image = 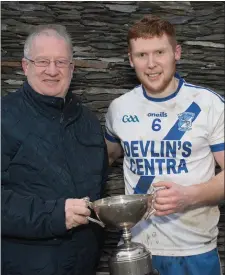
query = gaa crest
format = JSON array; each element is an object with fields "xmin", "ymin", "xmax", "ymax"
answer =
[{"xmin": 177, "ymin": 112, "xmax": 195, "ymax": 131}]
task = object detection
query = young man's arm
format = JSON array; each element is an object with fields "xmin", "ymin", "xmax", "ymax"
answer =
[
  {"xmin": 153, "ymin": 150, "xmax": 224, "ymax": 216},
  {"xmin": 105, "ymin": 139, "xmax": 123, "ymax": 166},
  {"xmin": 188, "ymin": 150, "xmax": 224, "ymax": 206}
]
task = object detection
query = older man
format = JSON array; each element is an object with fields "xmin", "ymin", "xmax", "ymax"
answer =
[{"xmin": 2, "ymin": 25, "xmax": 108, "ymax": 275}]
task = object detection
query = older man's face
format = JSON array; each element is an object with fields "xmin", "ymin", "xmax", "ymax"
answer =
[{"xmin": 22, "ymin": 34, "xmax": 74, "ymax": 98}]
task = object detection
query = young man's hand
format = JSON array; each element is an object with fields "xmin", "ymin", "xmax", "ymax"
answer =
[{"xmin": 152, "ymin": 181, "xmax": 190, "ymax": 216}]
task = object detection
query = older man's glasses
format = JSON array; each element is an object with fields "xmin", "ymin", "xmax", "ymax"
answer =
[{"xmin": 24, "ymin": 57, "xmax": 73, "ymax": 68}]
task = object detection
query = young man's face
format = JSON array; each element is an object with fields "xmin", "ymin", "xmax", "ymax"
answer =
[
  {"xmin": 128, "ymin": 34, "xmax": 181, "ymax": 96},
  {"xmin": 22, "ymin": 34, "xmax": 74, "ymax": 98}
]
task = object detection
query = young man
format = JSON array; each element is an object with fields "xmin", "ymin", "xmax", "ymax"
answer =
[
  {"xmin": 105, "ymin": 15, "xmax": 224, "ymax": 275},
  {"xmin": 2, "ymin": 25, "xmax": 108, "ymax": 275}
]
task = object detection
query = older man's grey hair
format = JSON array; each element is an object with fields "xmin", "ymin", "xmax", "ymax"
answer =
[{"xmin": 24, "ymin": 24, "xmax": 73, "ymax": 59}]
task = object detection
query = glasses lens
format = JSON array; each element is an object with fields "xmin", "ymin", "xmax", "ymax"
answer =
[
  {"xmin": 56, "ymin": 60, "xmax": 70, "ymax": 68},
  {"xmin": 35, "ymin": 59, "xmax": 50, "ymax": 67}
]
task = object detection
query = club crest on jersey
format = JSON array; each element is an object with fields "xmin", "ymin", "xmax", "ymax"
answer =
[{"xmin": 177, "ymin": 112, "xmax": 195, "ymax": 131}]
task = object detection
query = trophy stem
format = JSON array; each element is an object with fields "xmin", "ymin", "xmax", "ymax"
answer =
[{"xmin": 122, "ymin": 228, "xmax": 132, "ymax": 244}]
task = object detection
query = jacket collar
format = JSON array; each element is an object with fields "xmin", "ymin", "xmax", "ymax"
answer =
[{"xmin": 22, "ymin": 81, "xmax": 82, "ymax": 122}]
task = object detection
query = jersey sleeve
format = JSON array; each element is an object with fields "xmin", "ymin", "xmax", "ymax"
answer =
[
  {"xmin": 105, "ymin": 101, "xmax": 120, "ymax": 143},
  {"xmin": 208, "ymin": 93, "xmax": 225, "ymax": 152}
]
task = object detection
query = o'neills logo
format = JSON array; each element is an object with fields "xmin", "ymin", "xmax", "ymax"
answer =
[{"xmin": 147, "ymin": 112, "xmax": 168, "ymax": 117}]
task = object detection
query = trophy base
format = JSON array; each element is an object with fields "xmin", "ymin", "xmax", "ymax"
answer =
[{"xmin": 108, "ymin": 241, "xmax": 155, "ymax": 275}]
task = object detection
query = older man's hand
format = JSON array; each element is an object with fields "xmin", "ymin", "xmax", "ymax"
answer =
[
  {"xmin": 152, "ymin": 181, "xmax": 191, "ymax": 216},
  {"xmin": 65, "ymin": 198, "xmax": 91, "ymax": 230}
]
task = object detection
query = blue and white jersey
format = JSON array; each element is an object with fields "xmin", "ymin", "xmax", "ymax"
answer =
[{"xmin": 105, "ymin": 75, "xmax": 224, "ymax": 256}]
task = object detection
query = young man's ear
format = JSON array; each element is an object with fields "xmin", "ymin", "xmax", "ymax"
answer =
[
  {"xmin": 128, "ymin": 53, "xmax": 134, "ymax": 68},
  {"xmin": 175, "ymin": 44, "xmax": 182, "ymax": 61},
  {"xmin": 22, "ymin": 58, "xmax": 29, "ymax": 76}
]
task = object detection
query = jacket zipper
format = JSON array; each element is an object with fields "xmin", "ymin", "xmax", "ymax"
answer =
[
  {"xmin": 60, "ymin": 112, "xmax": 64, "ymax": 123},
  {"xmin": 60, "ymin": 98, "xmax": 72, "ymax": 124}
]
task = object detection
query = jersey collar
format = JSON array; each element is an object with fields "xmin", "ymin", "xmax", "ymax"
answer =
[{"xmin": 142, "ymin": 73, "xmax": 184, "ymax": 102}]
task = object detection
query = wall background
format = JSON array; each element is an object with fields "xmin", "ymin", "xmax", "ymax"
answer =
[{"xmin": 1, "ymin": 1, "xmax": 225, "ymax": 274}]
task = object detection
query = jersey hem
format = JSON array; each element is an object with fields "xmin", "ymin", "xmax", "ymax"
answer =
[
  {"xmin": 210, "ymin": 143, "xmax": 225, "ymax": 152},
  {"xmin": 105, "ymin": 131, "xmax": 120, "ymax": 143},
  {"xmin": 150, "ymin": 242, "xmax": 217, "ymax": 257}
]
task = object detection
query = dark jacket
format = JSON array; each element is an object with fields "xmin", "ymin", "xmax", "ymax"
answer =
[{"xmin": 1, "ymin": 82, "xmax": 108, "ymax": 275}]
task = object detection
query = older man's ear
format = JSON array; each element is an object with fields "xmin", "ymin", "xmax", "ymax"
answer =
[{"xmin": 22, "ymin": 58, "xmax": 29, "ymax": 76}]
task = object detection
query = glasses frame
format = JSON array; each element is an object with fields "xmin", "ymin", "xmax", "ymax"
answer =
[{"xmin": 24, "ymin": 56, "xmax": 73, "ymax": 68}]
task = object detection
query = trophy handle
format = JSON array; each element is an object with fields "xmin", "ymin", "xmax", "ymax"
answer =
[
  {"xmin": 143, "ymin": 190, "xmax": 157, "ymax": 220},
  {"xmin": 143, "ymin": 186, "xmax": 167, "ymax": 220},
  {"xmin": 83, "ymin": 197, "xmax": 105, "ymax": 228}
]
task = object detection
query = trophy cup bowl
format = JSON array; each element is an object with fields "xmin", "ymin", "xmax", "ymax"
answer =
[{"xmin": 91, "ymin": 194, "xmax": 154, "ymax": 230}]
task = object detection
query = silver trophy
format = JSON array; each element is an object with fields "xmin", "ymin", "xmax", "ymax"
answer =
[{"xmin": 85, "ymin": 194, "xmax": 159, "ymax": 275}]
